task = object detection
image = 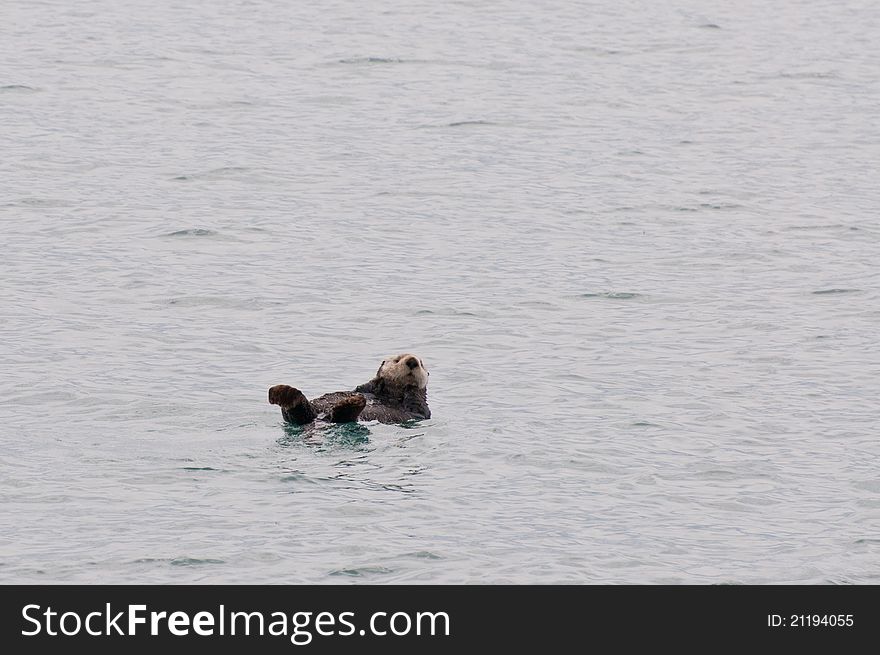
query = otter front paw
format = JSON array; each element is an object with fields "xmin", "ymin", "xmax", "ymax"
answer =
[
  {"xmin": 329, "ymin": 394, "xmax": 367, "ymax": 423},
  {"xmin": 268, "ymin": 384, "xmax": 307, "ymax": 408}
]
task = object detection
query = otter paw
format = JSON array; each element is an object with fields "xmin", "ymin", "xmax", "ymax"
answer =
[
  {"xmin": 268, "ymin": 384, "xmax": 307, "ymax": 408},
  {"xmin": 329, "ymin": 394, "xmax": 367, "ymax": 424}
]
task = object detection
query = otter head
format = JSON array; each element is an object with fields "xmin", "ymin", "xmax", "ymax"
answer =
[{"xmin": 373, "ymin": 353, "xmax": 429, "ymax": 395}]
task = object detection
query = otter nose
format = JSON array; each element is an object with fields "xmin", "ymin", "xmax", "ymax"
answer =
[{"xmin": 405, "ymin": 357, "xmax": 419, "ymax": 370}]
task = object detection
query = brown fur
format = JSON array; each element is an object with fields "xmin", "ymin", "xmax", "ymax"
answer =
[{"xmin": 269, "ymin": 354, "xmax": 431, "ymax": 426}]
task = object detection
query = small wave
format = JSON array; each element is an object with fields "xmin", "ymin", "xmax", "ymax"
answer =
[
  {"xmin": 165, "ymin": 295, "xmax": 277, "ymax": 310},
  {"xmin": 580, "ymin": 292, "xmax": 642, "ymax": 299},
  {"xmin": 637, "ymin": 202, "xmax": 742, "ymax": 212},
  {"xmin": 694, "ymin": 469, "xmax": 740, "ymax": 481},
  {"xmin": 515, "ymin": 300, "xmax": 560, "ymax": 310},
  {"xmin": 161, "ymin": 228, "xmax": 218, "ymax": 237},
  {"xmin": 329, "ymin": 566, "xmax": 394, "ymax": 577},
  {"xmin": 783, "ymin": 224, "xmax": 845, "ymax": 231},
  {"xmin": 447, "ymin": 120, "xmax": 496, "ymax": 127},
  {"xmin": 398, "ymin": 551, "xmax": 442, "ymax": 560},
  {"xmin": 812, "ymin": 288, "xmax": 861, "ymax": 295},
  {"xmin": 698, "ymin": 202, "xmax": 742, "ymax": 210},
  {"xmin": 169, "ymin": 558, "xmax": 225, "ymax": 566},
  {"xmin": 172, "ymin": 167, "xmax": 249, "ymax": 181},
  {"xmin": 279, "ymin": 472, "xmax": 320, "ymax": 484},
  {"xmin": 182, "ymin": 466, "xmax": 219, "ymax": 471},
  {"xmin": 572, "ymin": 46, "xmax": 624, "ymax": 56},
  {"xmin": 337, "ymin": 57, "xmax": 405, "ymax": 65},
  {"xmin": 3, "ymin": 197, "xmax": 68, "ymax": 208},
  {"xmin": 777, "ymin": 71, "xmax": 838, "ymax": 80},
  {"xmin": 698, "ymin": 23, "xmax": 722, "ymax": 29},
  {"xmin": 0, "ymin": 84, "xmax": 39, "ymax": 93}
]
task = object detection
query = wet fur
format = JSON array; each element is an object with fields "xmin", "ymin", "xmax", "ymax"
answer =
[{"xmin": 269, "ymin": 354, "xmax": 431, "ymax": 425}]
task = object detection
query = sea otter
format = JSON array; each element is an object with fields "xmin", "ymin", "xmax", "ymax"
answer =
[{"xmin": 268, "ymin": 354, "xmax": 431, "ymax": 425}]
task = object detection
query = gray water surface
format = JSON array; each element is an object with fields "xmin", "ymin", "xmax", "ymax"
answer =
[{"xmin": 1, "ymin": 0, "xmax": 879, "ymax": 583}]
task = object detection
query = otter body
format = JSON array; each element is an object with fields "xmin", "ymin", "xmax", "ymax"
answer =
[{"xmin": 269, "ymin": 354, "xmax": 430, "ymax": 425}]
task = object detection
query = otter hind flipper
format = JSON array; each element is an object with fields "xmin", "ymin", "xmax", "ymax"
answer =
[{"xmin": 268, "ymin": 384, "xmax": 317, "ymax": 425}]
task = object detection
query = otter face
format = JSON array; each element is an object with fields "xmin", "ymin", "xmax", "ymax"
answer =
[{"xmin": 377, "ymin": 353, "xmax": 429, "ymax": 390}]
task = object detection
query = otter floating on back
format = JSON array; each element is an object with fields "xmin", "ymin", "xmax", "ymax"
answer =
[{"xmin": 268, "ymin": 354, "xmax": 431, "ymax": 425}]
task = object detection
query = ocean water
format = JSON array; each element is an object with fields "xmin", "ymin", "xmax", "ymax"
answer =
[{"xmin": 1, "ymin": 0, "xmax": 879, "ymax": 584}]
